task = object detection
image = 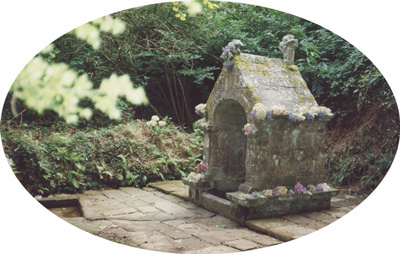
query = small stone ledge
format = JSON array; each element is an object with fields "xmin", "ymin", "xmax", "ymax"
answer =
[
  {"xmin": 227, "ymin": 190, "xmax": 340, "ymax": 207},
  {"xmin": 182, "ymin": 178, "xmax": 210, "ymax": 189},
  {"xmin": 199, "ymin": 192, "xmax": 245, "ymax": 224},
  {"xmin": 226, "ymin": 190, "xmax": 339, "ymax": 220}
]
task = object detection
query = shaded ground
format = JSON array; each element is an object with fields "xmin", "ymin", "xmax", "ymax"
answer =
[{"xmin": 39, "ymin": 180, "xmax": 363, "ymax": 253}]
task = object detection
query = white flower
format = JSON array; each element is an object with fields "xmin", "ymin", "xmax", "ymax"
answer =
[
  {"xmin": 309, "ymin": 106, "xmax": 320, "ymax": 116},
  {"xmin": 158, "ymin": 120, "xmax": 166, "ymax": 127},
  {"xmin": 146, "ymin": 120, "xmax": 157, "ymax": 127},
  {"xmin": 40, "ymin": 44, "xmax": 54, "ymax": 54},
  {"xmin": 294, "ymin": 113, "xmax": 306, "ymax": 121},
  {"xmin": 298, "ymin": 105, "xmax": 313, "ymax": 116},
  {"xmin": 310, "ymin": 106, "xmax": 333, "ymax": 117},
  {"xmin": 79, "ymin": 108, "xmax": 93, "ymax": 120},
  {"xmin": 126, "ymin": 87, "xmax": 148, "ymax": 105},
  {"xmin": 73, "ymin": 23, "xmax": 101, "ymax": 49},
  {"xmin": 270, "ymin": 105, "xmax": 287, "ymax": 116},
  {"xmin": 183, "ymin": 0, "xmax": 202, "ymax": 16},
  {"xmin": 187, "ymin": 172, "xmax": 205, "ymax": 182},
  {"xmin": 151, "ymin": 115, "xmax": 160, "ymax": 121},
  {"xmin": 95, "ymin": 15, "xmax": 114, "ymax": 33},
  {"xmin": 276, "ymin": 186, "xmax": 288, "ymax": 195},
  {"xmin": 194, "ymin": 174, "xmax": 205, "ymax": 182},
  {"xmin": 253, "ymin": 103, "xmax": 266, "ymax": 120},
  {"xmin": 195, "ymin": 103, "xmax": 206, "ymax": 114},
  {"xmin": 264, "ymin": 189, "xmax": 273, "ymax": 196},
  {"xmin": 65, "ymin": 114, "xmax": 79, "ymax": 124},
  {"xmin": 318, "ymin": 106, "xmax": 333, "ymax": 116},
  {"xmin": 111, "ymin": 18, "xmax": 126, "ymax": 35},
  {"xmin": 321, "ymin": 183, "xmax": 332, "ymax": 192},
  {"xmin": 109, "ymin": 107, "xmax": 121, "ymax": 120}
]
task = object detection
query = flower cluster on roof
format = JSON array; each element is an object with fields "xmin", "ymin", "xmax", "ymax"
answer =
[
  {"xmin": 220, "ymin": 40, "xmax": 243, "ymax": 68},
  {"xmin": 250, "ymin": 103, "xmax": 334, "ymax": 123}
]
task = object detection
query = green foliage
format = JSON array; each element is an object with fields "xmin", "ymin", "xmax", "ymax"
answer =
[
  {"xmin": 1, "ymin": 119, "xmax": 203, "ymax": 196},
  {"xmin": 325, "ymin": 108, "xmax": 399, "ymax": 192},
  {"xmin": 9, "ymin": 15, "xmax": 148, "ymax": 125}
]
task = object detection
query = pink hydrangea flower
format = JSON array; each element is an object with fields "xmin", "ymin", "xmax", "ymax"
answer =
[{"xmin": 198, "ymin": 162, "xmax": 206, "ymax": 172}]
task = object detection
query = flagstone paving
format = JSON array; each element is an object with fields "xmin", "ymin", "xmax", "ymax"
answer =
[{"xmin": 39, "ymin": 180, "xmax": 363, "ymax": 253}]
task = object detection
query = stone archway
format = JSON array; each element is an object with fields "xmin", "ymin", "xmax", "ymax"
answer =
[{"xmin": 208, "ymin": 99, "xmax": 247, "ymax": 196}]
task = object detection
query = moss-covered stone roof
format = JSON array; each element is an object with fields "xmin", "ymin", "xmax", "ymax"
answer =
[{"xmin": 234, "ymin": 53, "xmax": 318, "ymax": 112}]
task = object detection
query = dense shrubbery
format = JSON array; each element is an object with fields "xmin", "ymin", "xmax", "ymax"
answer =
[
  {"xmin": 2, "ymin": 119, "xmax": 203, "ymax": 196},
  {"xmin": 325, "ymin": 105, "xmax": 399, "ymax": 193}
]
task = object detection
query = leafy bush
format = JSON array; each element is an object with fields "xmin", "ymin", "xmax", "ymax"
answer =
[
  {"xmin": 325, "ymin": 106, "xmax": 399, "ymax": 193},
  {"xmin": 1, "ymin": 119, "xmax": 203, "ymax": 196}
]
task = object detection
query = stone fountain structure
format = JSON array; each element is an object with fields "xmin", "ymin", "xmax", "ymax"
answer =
[{"xmin": 183, "ymin": 35, "xmax": 339, "ymax": 224}]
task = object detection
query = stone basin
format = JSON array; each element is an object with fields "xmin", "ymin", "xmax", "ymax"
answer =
[{"xmin": 226, "ymin": 190, "xmax": 340, "ymax": 219}]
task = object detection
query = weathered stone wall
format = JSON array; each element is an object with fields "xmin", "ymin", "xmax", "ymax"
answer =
[
  {"xmin": 202, "ymin": 46, "xmax": 330, "ymax": 196},
  {"xmin": 205, "ymin": 99, "xmax": 248, "ymax": 196},
  {"xmin": 242, "ymin": 118, "xmax": 328, "ymax": 192}
]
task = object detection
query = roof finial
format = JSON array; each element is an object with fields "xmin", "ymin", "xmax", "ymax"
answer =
[{"xmin": 280, "ymin": 35, "xmax": 298, "ymax": 65}]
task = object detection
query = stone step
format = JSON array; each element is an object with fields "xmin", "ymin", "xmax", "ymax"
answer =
[
  {"xmin": 246, "ymin": 218, "xmax": 316, "ymax": 242},
  {"xmin": 147, "ymin": 180, "xmax": 189, "ymax": 200}
]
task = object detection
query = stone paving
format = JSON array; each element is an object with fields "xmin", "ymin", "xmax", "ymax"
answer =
[{"xmin": 40, "ymin": 180, "xmax": 363, "ymax": 253}]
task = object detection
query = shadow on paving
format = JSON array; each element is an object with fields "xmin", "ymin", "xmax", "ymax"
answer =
[{"xmin": 37, "ymin": 180, "xmax": 363, "ymax": 253}]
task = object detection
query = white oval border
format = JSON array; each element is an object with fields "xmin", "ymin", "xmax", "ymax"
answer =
[{"xmin": 1, "ymin": 1, "xmax": 399, "ymax": 254}]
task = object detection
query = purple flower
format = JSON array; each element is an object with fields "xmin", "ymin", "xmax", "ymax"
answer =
[
  {"xmin": 294, "ymin": 183, "xmax": 304, "ymax": 194},
  {"xmin": 220, "ymin": 53, "xmax": 227, "ymax": 60},
  {"xmin": 271, "ymin": 189, "xmax": 277, "ymax": 196},
  {"xmin": 243, "ymin": 123, "xmax": 256, "ymax": 136},
  {"xmin": 318, "ymin": 110, "xmax": 325, "ymax": 118},
  {"xmin": 250, "ymin": 110, "xmax": 257, "ymax": 119},
  {"xmin": 306, "ymin": 112, "xmax": 314, "ymax": 120},
  {"xmin": 227, "ymin": 44, "xmax": 235, "ymax": 51},
  {"xmin": 251, "ymin": 192, "xmax": 258, "ymax": 198},
  {"xmin": 289, "ymin": 112, "xmax": 297, "ymax": 122},
  {"xmin": 266, "ymin": 111, "xmax": 272, "ymax": 119},
  {"xmin": 315, "ymin": 184, "xmax": 323, "ymax": 191}
]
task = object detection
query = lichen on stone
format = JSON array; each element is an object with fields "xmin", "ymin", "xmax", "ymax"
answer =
[
  {"xmin": 205, "ymin": 94, "xmax": 215, "ymax": 114},
  {"xmin": 243, "ymin": 83, "xmax": 255, "ymax": 98},
  {"xmin": 253, "ymin": 95, "xmax": 262, "ymax": 104},
  {"xmin": 290, "ymin": 77, "xmax": 308, "ymax": 89},
  {"xmin": 254, "ymin": 57, "xmax": 271, "ymax": 67},
  {"xmin": 234, "ymin": 55, "xmax": 252, "ymax": 71},
  {"xmin": 281, "ymin": 61, "xmax": 301, "ymax": 77}
]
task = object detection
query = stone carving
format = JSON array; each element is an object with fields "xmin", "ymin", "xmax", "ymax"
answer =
[
  {"xmin": 231, "ymin": 39, "xmax": 244, "ymax": 55},
  {"xmin": 280, "ymin": 35, "xmax": 298, "ymax": 65}
]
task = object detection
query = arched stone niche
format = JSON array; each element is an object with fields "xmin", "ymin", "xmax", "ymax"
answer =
[{"xmin": 207, "ymin": 99, "xmax": 247, "ymax": 196}]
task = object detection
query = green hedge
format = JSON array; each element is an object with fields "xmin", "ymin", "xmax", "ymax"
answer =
[{"xmin": 2, "ymin": 119, "xmax": 203, "ymax": 196}]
